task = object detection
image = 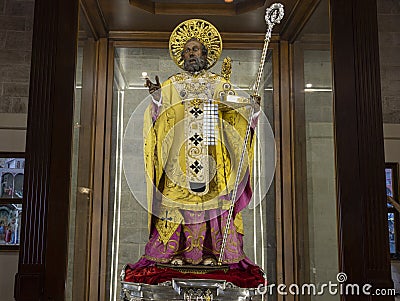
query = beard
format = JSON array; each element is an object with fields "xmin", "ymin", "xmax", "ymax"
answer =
[{"xmin": 183, "ymin": 56, "xmax": 207, "ymax": 73}]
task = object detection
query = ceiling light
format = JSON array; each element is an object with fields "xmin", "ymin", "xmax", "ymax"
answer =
[
  {"xmin": 225, "ymin": 0, "xmax": 234, "ymax": 3},
  {"xmin": 304, "ymin": 88, "xmax": 333, "ymax": 92}
]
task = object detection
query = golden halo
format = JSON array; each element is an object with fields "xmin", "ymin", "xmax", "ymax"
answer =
[{"xmin": 169, "ymin": 19, "xmax": 223, "ymax": 70}]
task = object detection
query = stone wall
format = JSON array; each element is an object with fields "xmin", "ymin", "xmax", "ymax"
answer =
[
  {"xmin": 378, "ymin": 0, "xmax": 400, "ymax": 123},
  {"xmin": 0, "ymin": 2, "xmax": 33, "ymax": 300},
  {"xmin": 0, "ymin": 0, "xmax": 34, "ymax": 114}
]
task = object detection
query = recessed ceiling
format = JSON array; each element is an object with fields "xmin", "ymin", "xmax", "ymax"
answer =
[
  {"xmin": 94, "ymin": 0, "xmax": 298, "ymax": 33},
  {"xmin": 152, "ymin": 0, "xmax": 247, "ymax": 3},
  {"xmin": 128, "ymin": 0, "xmax": 267, "ymax": 16},
  {"xmin": 84, "ymin": 0, "xmax": 331, "ymax": 41}
]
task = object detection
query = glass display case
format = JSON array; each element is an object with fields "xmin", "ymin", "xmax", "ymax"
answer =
[
  {"xmin": 292, "ymin": 1, "xmax": 339, "ymax": 300},
  {"xmin": 107, "ymin": 46, "xmax": 277, "ymax": 300}
]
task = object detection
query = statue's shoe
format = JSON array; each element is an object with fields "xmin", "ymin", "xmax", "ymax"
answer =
[
  {"xmin": 170, "ymin": 256, "xmax": 184, "ymax": 266},
  {"xmin": 201, "ymin": 257, "xmax": 217, "ymax": 266}
]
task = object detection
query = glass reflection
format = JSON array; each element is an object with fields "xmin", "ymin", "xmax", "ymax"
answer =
[
  {"xmin": 293, "ymin": 0, "xmax": 339, "ymax": 300},
  {"xmin": 66, "ymin": 10, "xmax": 96, "ymax": 301}
]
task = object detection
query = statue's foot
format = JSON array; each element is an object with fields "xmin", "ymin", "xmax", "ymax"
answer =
[
  {"xmin": 202, "ymin": 257, "xmax": 217, "ymax": 266},
  {"xmin": 170, "ymin": 256, "xmax": 184, "ymax": 266}
]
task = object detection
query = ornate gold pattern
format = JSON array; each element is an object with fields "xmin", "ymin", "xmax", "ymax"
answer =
[
  {"xmin": 182, "ymin": 223, "xmax": 207, "ymax": 253},
  {"xmin": 157, "ymin": 264, "xmax": 230, "ymax": 274},
  {"xmin": 155, "ymin": 208, "xmax": 183, "ymax": 245},
  {"xmin": 221, "ymin": 57, "xmax": 232, "ymax": 81},
  {"xmin": 169, "ymin": 19, "xmax": 222, "ymax": 70}
]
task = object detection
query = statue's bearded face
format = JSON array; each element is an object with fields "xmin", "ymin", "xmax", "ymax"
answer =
[{"xmin": 182, "ymin": 39, "xmax": 208, "ymax": 73}]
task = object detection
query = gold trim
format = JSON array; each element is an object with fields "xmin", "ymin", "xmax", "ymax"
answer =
[
  {"xmin": 169, "ymin": 19, "xmax": 222, "ymax": 70},
  {"xmin": 154, "ymin": 209, "xmax": 183, "ymax": 245},
  {"xmin": 157, "ymin": 264, "xmax": 230, "ymax": 274},
  {"xmin": 221, "ymin": 57, "xmax": 232, "ymax": 81}
]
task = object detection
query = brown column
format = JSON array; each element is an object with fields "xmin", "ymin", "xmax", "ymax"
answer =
[
  {"xmin": 331, "ymin": 0, "xmax": 393, "ymax": 300},
  {"xmin": 14, "ymin": 0, "xmax": 79, "ymax": 300}
]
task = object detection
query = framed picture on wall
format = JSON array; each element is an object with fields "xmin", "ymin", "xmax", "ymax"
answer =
[
  {"xmin": 0, "ymin": 152, "xmax": 24, "ymax": 251},
  {"xmin": 386, "ymin": 163, "xmax": 399, "ymax": 200},
  {"xmin": 386, "ymin": 162, "xmax": 399, "ymax": 258}
]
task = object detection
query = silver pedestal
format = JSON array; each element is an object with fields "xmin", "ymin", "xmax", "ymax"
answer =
[{"xmin": 120, "ymin": 278, "xmax": 266, "ymax": 301}]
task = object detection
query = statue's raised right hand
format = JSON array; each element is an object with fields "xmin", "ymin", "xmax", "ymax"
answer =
[{"xmin": 145, "ymin": 75, "xmax": 161, "ymax": 101}]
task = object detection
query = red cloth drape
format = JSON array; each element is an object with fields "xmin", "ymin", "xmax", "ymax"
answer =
[{"xmin": 124, "ymin": 265, "xmax": 266, "ymax": 288}]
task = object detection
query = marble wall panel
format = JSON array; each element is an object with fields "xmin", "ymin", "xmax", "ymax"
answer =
[
  {"xmin": 0, "ymin": 0, "xmax": 33, "ymax": 114},
  {"xmin": 378, "ymin": 0, "xmax": 400, "ymax": 123}
]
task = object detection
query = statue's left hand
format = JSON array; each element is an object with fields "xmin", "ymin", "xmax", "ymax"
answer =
[
  {"xmin": 252, "ymin": 95, "xmax": 261, "ymax": 105},
  {"xmin": 251, "ymin": 95, "xmax": 261, "ymax": 111}
]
